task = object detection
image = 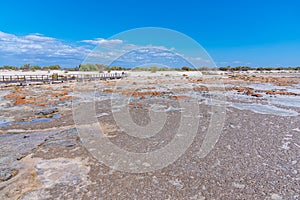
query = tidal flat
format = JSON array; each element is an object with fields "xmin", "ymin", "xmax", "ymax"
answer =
[{"xmin": 0, "ymin": 70, "xmax": 299, "ymax": 199}]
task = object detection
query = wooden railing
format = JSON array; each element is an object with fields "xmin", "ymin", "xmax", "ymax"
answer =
[{"xmin": 0, "ymin": 73, "xmax": 127, "ymax": 84}]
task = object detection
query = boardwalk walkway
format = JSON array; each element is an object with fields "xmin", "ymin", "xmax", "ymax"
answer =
[{"xmin": 0, "ymin": 73, "xmax": 127, "ymax": 85}]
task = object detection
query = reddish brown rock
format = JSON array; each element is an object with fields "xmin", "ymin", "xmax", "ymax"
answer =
[
  {"xmin": 123, "ymin": 91, "xmax": 162, "ymax": 97},
  {"xmin": 59, "ymin": 96, "xmax": 73, "ymax": 101},
  {"xmin": 15, "ymin": 96, "xmax": 30, "ymax": 105},
  {"xmin": 266, "ymin": 91, "xmax": 298, "ymax": 96},
  {"xmin": 170, "ymin": 95, "xmax": 189, "ymax": 100},
  {"xmin": 52, "ymin": 91, "xmax": 69, "ymax": 97},
  {"xmin": 236, "ymin": 87, "xmax": 246, "ymax": 92},
  {"xmin": 128, "ymin": 103, "xmax": 143, "ymax": 108},
  {"xmin": 103, "ymin": 89, "xmax": 116, "ymax": 93},
  {"xmin": 245, "ymin": 90, "xmax": 255, "ymax": 95}
]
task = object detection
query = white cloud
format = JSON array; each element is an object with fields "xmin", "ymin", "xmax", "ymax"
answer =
[
  {"xmin": 0, "ymin": 30, "xmax": 212, "ymax": 68},
  {"xmin": 0, "ymin": 31, "xmax": 91, "ymax": 67},
  {"xmin": 106, "ymin": 47, "xmax": 195, "ymax": 68},
  {"xmin": 83, "ymin": 44, "xmax": 213, "ymax": 68},
  {"xmin": 81, "ymin": 38, "xmax": 123, "ymax": 47},
  {"xmin": 82, "ymin": 42, "xmax": 175, "ymax": 66}
]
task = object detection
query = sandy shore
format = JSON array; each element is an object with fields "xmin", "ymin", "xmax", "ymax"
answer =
[{"xmin": 0, "ymin": 71, "xmax": 299, "ymax": 199}]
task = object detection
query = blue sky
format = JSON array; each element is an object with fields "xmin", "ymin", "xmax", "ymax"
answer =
[{"xmin": 0, "ymin": 0, "xmax": 299, "ymax": 68}]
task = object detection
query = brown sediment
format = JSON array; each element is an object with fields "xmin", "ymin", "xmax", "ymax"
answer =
[
  {"xmin": 3, "ymin": 84, "xmax": 75, "ymax": 107},
  {"xmin": 265, "ymin": 91, "xmax": 298, "ymax": 96},
  {"xmin": 226, "ymin": 76, "xmax": 299, "ymax": 86},
  {"xmin": 51, "ymin": 91, "xmax": 68, "ymax": 97},
  {"xmin": 5, "ymin": 89, "xmax": 30, "ymax": 105},
  {"xmin": 119, "ymin": 90, "xmax": 164, "ymax": 97},
  {"xmin": 14, "ymin": 96, "xmax": 30, "ymax": 105},
  {"xmin": 189, "ymin": 75, "xmax": 299, "ymax": 86},
  {"xmin": 128, "ymin": 103, "xmax": 143, "ymax": 109},
  {"xmin": 59, "ymin": 96, "xmax": 73, "ymax": 101},
  {"xmin": 233, "ymin": 87, "xmax": 247, "ymax": 93},
  {"xmin": 170, "ymin": 95, "xmax": 189, "ymax": 100},
  {"xmin": 29, "ymin": 97, "xmax": 47, "ymax": 107},
  {"xmin": 226, "ymin": 86, "xmax": 300, "ymax": 96},
  {"xmin": 103, "ymin": 89, "xmax": 116, "ymax": 93}
]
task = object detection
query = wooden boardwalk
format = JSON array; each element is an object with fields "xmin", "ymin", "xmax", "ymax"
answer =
[{"xmin": 0, "ymin": 73, "xmax": 127, "ymax": 85}]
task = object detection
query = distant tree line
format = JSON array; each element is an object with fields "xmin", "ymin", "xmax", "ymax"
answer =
[
  {"xmin": 1, "ymin": 64, "xmax": 300, "ymax": 72},
  {"xmin": 78, "ymin": 64, "xmax": 134, "ymax": 72},
  {"xmin": 217, "ymin": 66, "xmax": 300, "ymax": 71},
  {"xmin": 0, "ymin": 64, "xmax": 61, "ymax": 71}
]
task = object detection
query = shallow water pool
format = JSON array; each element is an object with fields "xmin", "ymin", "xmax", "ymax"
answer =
[
  {"xmin": 16, "ymin": 114, "xmax": 61, "ymax": 125},
  {"xmin": 0, "ymin": 118, "xmax": 11, "ymax": 128},
  {"xmin": 230, "ymin": 103, "xmax": 298, "ymax": 116}
]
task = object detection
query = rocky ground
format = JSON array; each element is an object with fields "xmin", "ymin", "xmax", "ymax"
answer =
[{"xmin": 0, "ymin": 71, "xmax": 299, "ymax": 199}]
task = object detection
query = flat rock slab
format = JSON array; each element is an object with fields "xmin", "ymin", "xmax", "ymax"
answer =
[{"xmin": 0, "ymin": 131, "xmax": 57, "ymax": 181}]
